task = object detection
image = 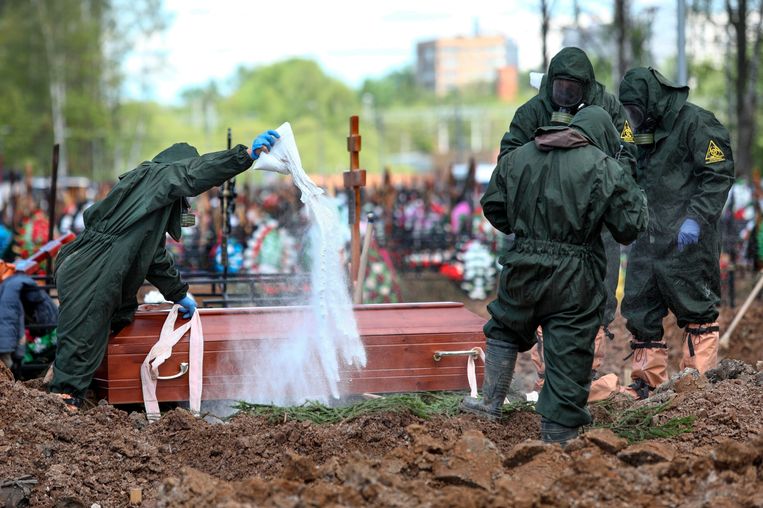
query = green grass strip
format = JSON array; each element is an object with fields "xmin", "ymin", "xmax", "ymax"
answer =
[{"xmin": 234, "ymin": 393, "xmax": 535, "ymax": 424}]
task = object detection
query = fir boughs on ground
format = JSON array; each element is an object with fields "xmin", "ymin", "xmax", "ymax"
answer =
[
  {"xmin": 237, "ymin": 393, "xmax": 693, "ymax": 444},
  {"xmin": 591, "ymin": 399, "xmax": 695, "ymax": 443},
  {"xmin": 234, "ymin": 393, "xmax": 535, "ymax": 424}
]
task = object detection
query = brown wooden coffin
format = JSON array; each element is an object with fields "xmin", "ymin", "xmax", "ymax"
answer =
[{"xmin": 94, "ymin": 302, "xmax": 486, "ymax": 404}]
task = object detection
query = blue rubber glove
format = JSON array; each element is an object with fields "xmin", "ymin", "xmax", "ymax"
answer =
[
  {"xmin": 677, "ymin": 218, "xmax": 700, "ymax": 252},
  {"xmin": 250, "ymin": 130, "xmax": 281, "ymax": 160},
  {"xmin": 174, "ymin": 294, "xmax": 197, "ymax": 319}
]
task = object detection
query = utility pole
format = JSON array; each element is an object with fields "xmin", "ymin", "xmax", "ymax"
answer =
[
  {"xmin": 614, "ymin": 0, "xmax": 630, "ymax": 88},
  {"xmin": 677, "ymin": 0, "xmax": 687, "ymax": 85},
  {"xmin": 541, "ymin": 0, "xmax": 551, "ymax": 70}
]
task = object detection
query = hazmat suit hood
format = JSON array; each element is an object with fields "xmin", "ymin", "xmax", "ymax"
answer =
[
  {"xmin": 619, "ymin": 67, "xmax": 689, "ymax": 143},
  {"xmin": 151, "ymin": 142, "xmax": 200, "ymax": 241},
  {"xmin": 568, "ymin": 105, "xmax": 623, "ymax": 158},
  {"xmin": 542, "ymin": 47, "xmax": 598, "ymax": 110},
  {"xmin": 152, "ymin": 142, "xmax": 200, "ymax": 163}
]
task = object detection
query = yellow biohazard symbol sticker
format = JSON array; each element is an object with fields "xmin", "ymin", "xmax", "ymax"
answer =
[
  {"xmin": 620, "ymin": 120, "xmax": 634, "ymax": 143},
  {"xmin": 705, "ymin": 140, "xmax": 725, "ymax": 164}
]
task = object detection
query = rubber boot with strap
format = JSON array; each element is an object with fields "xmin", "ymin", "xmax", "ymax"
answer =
[
  {"xmin": 621, "ymin": 338, "xmax": 668, "ymax": 399},
  {"xmin": 680, "ymin": 322, "xmax": 719, "ymax": 374},
  {"xmin": 460, "ymin": 338, "xmax": 518, "ymax": 420}
]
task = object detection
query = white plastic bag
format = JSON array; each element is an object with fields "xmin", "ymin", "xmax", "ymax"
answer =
[
  {"xmin": 255, "ymin": 122, "xmax": 323, "ymax": 199},
  {"xmin": 253, "ymin": 122, "xmax": 301, "ymax": 175}
]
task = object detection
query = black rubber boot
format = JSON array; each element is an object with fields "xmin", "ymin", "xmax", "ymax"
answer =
[
  {"xmin": 460, "ymin": 338, "xmax": 518, "ymax": 420},
  {"xmin": 540, "ymin": 416, "xmax": 579, "ymax": 445}
]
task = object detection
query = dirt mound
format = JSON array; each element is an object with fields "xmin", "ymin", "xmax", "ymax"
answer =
[
  {"xmin": 653, "ymin": 360, "xmax": 763, "ymax": 455},
  {"xmin": 0, "ymin": 362, "xmax": 13, "ymax": 383},
  {"xmin": 156, "ymin": 425, "xmax": 763, "ymax": 508},
  {"xmin": 2, "ymin": 360, "xmax": 762, "ymax": 507}
]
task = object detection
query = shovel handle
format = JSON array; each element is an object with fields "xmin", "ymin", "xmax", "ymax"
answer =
[{"xmin": 720, "ymin": 270, "xmax": 763, "ymax": 348}]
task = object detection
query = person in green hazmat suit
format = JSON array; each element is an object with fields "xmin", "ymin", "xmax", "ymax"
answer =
[
  {"xmin": 497, "ymin": 47, "xmax": 637, "ymax": 400},
  {"xmin": 461, "ymin": 105, "xmax": 648, "ymax": 444},
  {"xmin": 49, "ymin": 130, "xmax": 282, "ymax": 410},
  {"xmin": 618, "ymin": 67, "xmax": 734, "ymax": 399}
]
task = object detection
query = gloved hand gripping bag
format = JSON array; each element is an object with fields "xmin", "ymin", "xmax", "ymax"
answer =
[{"xmin": 253, "ymin": 122, "xmax": 300, "ymax": 175}]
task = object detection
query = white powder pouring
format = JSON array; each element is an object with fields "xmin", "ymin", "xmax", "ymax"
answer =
[{"xmin": 243, "ymin": 122, "xmax": 366, "ymax": 405}]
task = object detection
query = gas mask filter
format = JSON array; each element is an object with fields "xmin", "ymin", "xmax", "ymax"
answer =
[{"xmin": 180, "ymin": 197, "xmax": 196, "ymax": 227}]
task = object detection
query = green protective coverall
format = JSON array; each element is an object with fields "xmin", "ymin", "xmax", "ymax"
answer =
[
  {"xmin": 481, "ymin": 106, "xmax": 648, "ymax": 427},
  {"xmin": 50, "ymin": 143, "xmax": 254, "ymax": 397},
  {"xmin": 619, "ymin": 68, "xmax": 734, "ymax": 339},
  {"xmin": 497, "ymin": 47, "xmax": 636, "ymax": 327}
]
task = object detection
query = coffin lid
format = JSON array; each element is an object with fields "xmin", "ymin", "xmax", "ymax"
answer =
[{"xmin": 112, "ymin": 302, "xmax": 486, "ymax": 345}]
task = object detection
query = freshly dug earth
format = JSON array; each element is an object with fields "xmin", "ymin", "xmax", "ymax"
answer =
[
  {"xmin": 1, "ymin": 358, "xmax": 762, "ymax": 507},
  {"xmin": 1, "ymin": 276, "xmax": 760, "ymax": 507}
]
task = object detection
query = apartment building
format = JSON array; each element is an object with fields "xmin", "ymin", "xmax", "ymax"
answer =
[{"xmin": 416, "ymin": 35, "xmax": 519, "ymax": 101}]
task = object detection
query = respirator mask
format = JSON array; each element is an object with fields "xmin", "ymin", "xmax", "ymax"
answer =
[
  {"xmin": 551, "ymin": 77, "xmax": 585, "ymax": 124},
  {"xmin": 623, "ymin": 103, "xmax": 656, "ymax": 145}
]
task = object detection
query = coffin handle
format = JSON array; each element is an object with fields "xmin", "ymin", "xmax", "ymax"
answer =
[
  {"xmin": 157, "ymin": 362, "xmax": 189, "ymax": 380},
  {"xmin": 432, "ymin": 349, "xmax": 480, "ymax": 362}
]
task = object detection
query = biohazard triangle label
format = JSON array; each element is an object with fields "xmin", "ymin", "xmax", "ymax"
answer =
[
  {"xmin": 705, "ymin": 140, "xmax": 725, "ymax": 163},
  {"xmin": 620, "ymin": 120, "xmax": 634, "ymax": 143}
]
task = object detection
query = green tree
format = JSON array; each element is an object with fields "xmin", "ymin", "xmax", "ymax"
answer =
[
  {"xmin": 0, "ymin": 0, "xmax": 167, "ymax": 179},
  {"xmin": 219, "ymin": 58, "xmax": 365, "ymax": 174},
  {"xmin": 692, "ymin": 0, "xmax": 763, "ymax": 177},
  {"xmin": 0, "ymin": 1, "xmax": 56, "ymax": 172},
  {"xmin": 359, "ymin": 66, "xmax": 433, "ymax": 108}
]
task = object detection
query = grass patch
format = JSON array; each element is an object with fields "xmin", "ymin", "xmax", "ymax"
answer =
[
  {"xmin": 592, "ymin": 400, "xmax": 695, "ymax": 443},
  {"xmin": 234, "ymin": 393, "xmax": 535, "ymax": 424}
]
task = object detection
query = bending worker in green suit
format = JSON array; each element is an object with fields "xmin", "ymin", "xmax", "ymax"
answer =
[
  {"xmin": 462, "ymin": 106, "xmax": 648, "ymax": 444},
  {"xmin": 49, "ymin": 130, "xmax": 281, "ymax": 411}
]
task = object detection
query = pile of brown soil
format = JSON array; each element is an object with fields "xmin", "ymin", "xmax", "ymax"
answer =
[
  {"xmin": 155, "ymin": 427, "xmax": 763, "ymax": 508},
  {"xmin": 1, "ymin": 357, "xmax": 761, "ymax": 507},
  {"xmin": 2, "ymin": 274, "xmax": 761, "ymax": 506},
  {"xmin": 154, "ymin": 363, "xmax": 763, "ymax": 508}
]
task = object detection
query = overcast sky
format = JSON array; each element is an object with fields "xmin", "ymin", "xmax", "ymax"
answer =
[{"xmin": 123, "ymin": 0, "xmax": 677, "ymax": 104}]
